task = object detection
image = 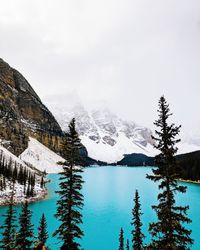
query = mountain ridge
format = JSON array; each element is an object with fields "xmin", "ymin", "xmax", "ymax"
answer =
[
  {"xmin": 45, "ymin": 98, "xmax": 157, "ymax": 163},
  {"xmin": 45, "ymin": 95, "xmax": 200, "ymax": 163},
  {"xmin": 0, "ymin": 58, "xmax": 63, "ymax": 155}
]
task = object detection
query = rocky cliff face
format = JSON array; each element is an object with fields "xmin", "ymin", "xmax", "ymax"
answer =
[{"xmin": 0, "ymin": 58, "xmax": 63, "ymax": 155}]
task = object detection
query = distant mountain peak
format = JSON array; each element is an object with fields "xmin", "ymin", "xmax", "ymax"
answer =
[{"xmin": 45, "ymin": 97, "xmax": 156, "ymax": 163}]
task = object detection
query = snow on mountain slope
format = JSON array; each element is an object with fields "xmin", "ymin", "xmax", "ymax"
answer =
[
  {"xmin": 20, "ymin": 138, "xmax": 65, "ymax": 173},
  {"xmin": 45, "ymin": 99, "xmax": 157, "ymax": 163},
  {"xmin": 177, "ymin": 142, "xmax": 200, "ymax": 155},
  {"xmin": 178, "ymin": 131, "xmax": 200, "ymax": 153},
  {"xmin": 0, "ymin": 141, "xmax": 45, "ymax": 205},
  {"xmin": 0, "ymin": 144, "xmax": 29, "ymax": 168},
  {"xmin": 44, "ymin": 96, "xmax": 200, "ymax": 163},
  {"xmin": 81, "ymin": 134, "xmax": 158, "ymax": 163}
]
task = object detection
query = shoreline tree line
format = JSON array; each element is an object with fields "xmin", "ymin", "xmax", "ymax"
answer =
[{"xmin": 0, "ymin": 153, "xmax": 45, "ymax": 197}]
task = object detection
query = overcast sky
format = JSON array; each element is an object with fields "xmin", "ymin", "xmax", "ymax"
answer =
[{"xmin": 0, "ymin": 0, "xmax": 200, "ymax": 135}]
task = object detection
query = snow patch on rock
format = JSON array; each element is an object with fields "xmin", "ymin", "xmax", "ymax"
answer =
[{"xmin": 20, "ymin": 137, "xmax": 65, "ymax": 173}]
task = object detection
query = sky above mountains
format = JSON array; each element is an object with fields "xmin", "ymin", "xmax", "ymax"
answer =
[{"xmin": 0, "ymin": 0, "xmax": 200, "ymax": 135}]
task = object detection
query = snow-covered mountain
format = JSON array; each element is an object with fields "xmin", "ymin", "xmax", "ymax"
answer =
[
  {"xmin": 45, "ymin": 98, "xmax": 158, "ymax": 163},
  {"xmin": 44, "ymin": 96, "xmax": 200, "ymax": 163}
]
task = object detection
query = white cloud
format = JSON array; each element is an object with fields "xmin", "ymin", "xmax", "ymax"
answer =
[{"xmin": 0, "ymin": 0, "xmax": 200, "ymax": 134}]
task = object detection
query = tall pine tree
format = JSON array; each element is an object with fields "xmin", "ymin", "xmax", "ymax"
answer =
[
  {"xmin": 16, "ymin": 201, "xmax": 34, "ymax": 249},
  {"xmin": 126, "ymin": 239, "xmax": 130, "ymax": 250},
  {"xmin": 147, "ymin": 96, "xmax": 193, "ymax": 249},
  {"xmin": 0, "ymin": 190, "xmax": 17, "ymax": 249},
  {"xmin": 38, "ymin": 213, "xmax": 49, "ymax": 245},
  {"xmin": 53, "ymin": 118, "xmax": 84, "ymax": 250},
  {"xmin": 119, "ymin": 228, "xmax": 124, "ymax": 250},
  {"xmin": 131, "ymin": 190, "xmax": 144, "ymax": 250}
]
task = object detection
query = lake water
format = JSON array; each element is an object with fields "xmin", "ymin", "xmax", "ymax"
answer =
[{"xmin": 0, "ymin": 166, "xmax": 199, "ymax": 249}]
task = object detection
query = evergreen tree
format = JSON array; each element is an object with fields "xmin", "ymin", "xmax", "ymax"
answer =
[
  {"xmin": 0, "ymin": 177, "xmax": 2, "ymax": 191},
  {"xmin": 126, "ymin": 239, "xmax": 130, "ymax": 250},
  {"xmin": 26, "ymin": 183, "xmax": 31, "ymax": 197},
  {"xmin": 53, "ymin": 118, "xmax": 84, "ymax": 250},
  {"xmin": 38, "ymin": 213, "xmax": 49, "ymax": 245},
  {"xmin": 0, "ymin": 191, "xmax": 17, "ymax": 249},
  {"xmin": 18, "ymin": 165, "xmax": 24, "ymax": 185},
  {"xmin": 131, "ymin": 190, "xmax": 144, "ymax": 250},
  {"xmin": 147, "ymin": 96, "xmax": 193, "ymax": 249},
  {"xmin": 119, "ymin": 228, "xmax": 124, "ymax": 250},
  {"xmin": 12, "ymin": 163, "xmax": 18, "ymax": 183},
  {"xmin": 40, "ymin": 175, "xmax": 44, "ymax": 188},
  {"xmin": 3, "ymin": 175, "xmax": 6, "ymax": 189},
  {"xmin": 16, "ymin": 201, "xmax": 34, "ymax": 249}
]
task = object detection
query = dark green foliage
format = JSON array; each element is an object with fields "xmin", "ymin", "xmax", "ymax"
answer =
[
  {"xmin": 147, "ymin": 96, "xmax": 193, "ymax": 250},
  {"xmin": 119, "ymin": 228, "xmax": 124, "ymax": 250},
  {"xmin": 116, "ymin": 150, "xmax": 200, "ymax": 180},
  {"xmin": 0, "ymin": 151, "xmax": 37, "ymax": 197},
  {"xmin": 131, "ymin": 190, "xmax": 144, "ymax": 250},
  {"xmin": 126, "ymin": 239, "xmax": 130, "ymax": 250},
  {"xmin": 12, "ymin": 163, "xmax": 18, "ymax": 183},
  {"xmin": 28, "ymin": 173, "xmax": 35, "ymax": 197},
  {"xmin": 0, "ymin": 192, "xmax": 17, "ymax": 249},
  {"xmin": 38, "ymin": 213, "xmax": 49, "ymax": 245},
  {"xmin": 53, "ymin": 118, "xmax": 84, "ymax": 250},
  {"xmin": 116, "ymin": 153, "xmax": 154, "ymax": 166},
  {"xmin": 40, "ymin": 175, "xmax": 45, "ymax": 188},
  {"xmin": 16, "ymin": 201, "xmax": 34, "ymax": 249},
  {"xmin": 26, "ymin": 183, "xmax": 31, "ymax": 197},
  {"xmin": 176, "ymin": 151, "xmax": 200, "ymax": 181}
]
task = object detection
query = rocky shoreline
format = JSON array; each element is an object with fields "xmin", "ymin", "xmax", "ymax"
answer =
[
  {"xmin": 177, "ymin": 178, "xmax": 200, "ymax": 185},
  {"xmin": 0, "ymin": 189, "xmax": 48, "ymax": 206}
]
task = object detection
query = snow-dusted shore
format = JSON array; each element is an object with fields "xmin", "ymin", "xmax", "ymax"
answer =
[
  {"xmin": 0, "ymin": 189, "xmax": 48, "ymax": 206},
  {"xmin": 0, "ymin": 137, "xmax": 68, "ymax": 206},
  {"xmin": 0, "ymin": 182, "xmax": 48, "ymax": 206},
  {"xmin": 0, "ymin": 139, "xmax": 51, "ymax": 206},
  {"xmin": 177, "ymin": 178, "xmax": 200, "ymax": 185}
]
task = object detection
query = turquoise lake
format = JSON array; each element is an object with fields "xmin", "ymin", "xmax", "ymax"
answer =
[{"xmin": 0, "ymin": 166, "xmax": 199, "ymax": 249}]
